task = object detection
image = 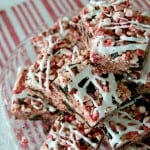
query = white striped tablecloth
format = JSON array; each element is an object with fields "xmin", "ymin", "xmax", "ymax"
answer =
[
  {"xmin": 0, "ymin": 0, "xmax": 150, "ymax": 150},
  {"xmin": 0, "ymin": 0, "xmax": 150, "ymax": 71}
]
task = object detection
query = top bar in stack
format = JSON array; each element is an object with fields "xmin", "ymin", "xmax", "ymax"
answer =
[{"xmin": 77, "ymin": 0, "xmax": 150, "ymax": 74}]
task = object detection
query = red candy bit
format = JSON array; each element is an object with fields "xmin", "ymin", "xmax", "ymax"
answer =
[
  {"xmin": 128, "ymin": 122, "xmax": 136, "ymax": 126},
  {"xmin": 72, "ymin": 16, "xmax": 80, "ymax": 23},
  {"xmin": 33, "ymin": 62, "xmax": 39, "ymax": 70},
  {"xmin": 123, "ymin": 131, "xmax": 139, "ymax": 140},
  {"xmin": 13, "ymin": 85, "xmax": 25, "ymax": 94},
  {"xmin": 21, "ymin": 136, "xmax": 28, "ymax": 145},
  {"xmin": 136, "ymin": 49, "xmax": 145, "ymax": 57},
  {"xmin": 103, "ymin": 6, "xmax": 110, "ymax": 13},
  {"xmin": 69, "ymin": 115, "xmax": 76, "ymax": 121},
  {"xmin": 109, "ymin": 121, "xmax": 116, "ymax": 131},
  {"xmin": 50, "ymin": 60, "xmax": 56, "ymax": 66},
  {"xmin": 135, "ymin": 114, "xmax": 142, "ymax": 121},
  {"xmin": 104, "ymin": 39, "xmax": 113, "ymax": 47},
  {"xmin": 64, "ymin": 115, "xmax": 76, "ymax": 122},
  {"xmin": 77, "ymin": 124, "xmax": 85, "ymax": 134},
  {"xmin": 52, "ymin": 36, "xmax": 57, "ymax": 43},
  {"xmin": 137, "ymin": 15, "xmax": 143, "ymax": 23},
  {"xmin": 13, "ymin": 75, "xmax": 26, "ymax": 94},
  {"xmin": 84, "ymin": 105, "xmax": 92, "ymax": 112},
  {"xmin": 91, "ymin": 110, "xmax": 99, "ymax": 121},
  {"xmin": 143, "ymin": 126, "xmax": 149, "ymax": 132},
  {"xmin": 69, "ymin": 88, "xmax": 77, "ymax": 95},
  {"xmin": 117, "ymin": 123, "xmax": 126, "ymax": 131}
]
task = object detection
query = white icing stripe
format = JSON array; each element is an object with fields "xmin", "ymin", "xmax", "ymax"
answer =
[
  {"xmin": 93, "ymin": 36, "xmax": 147, "ymax": 55},
  {"xmin": 72, "ymin": 46, "xmax": 79, "ymax": 63},
  {"xmin": 39, "ymin": 53, "xmax": 47, "ymax": 71},
  {"xmin": 120, "ymin": 35, "xmax": 148, "ymax": 43},
  {"xmin": 45, "ymin": 58, "xmax": 50, "ymax": 90}
]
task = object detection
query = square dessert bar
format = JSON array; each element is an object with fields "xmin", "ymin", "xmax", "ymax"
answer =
[
  {"xmin": 31, "ymin": 17, "xmax": 83, "ymax": 54},
  {"xmin": 54, "ymin": 62, "xmax": 131, "ymax": 127},
  {"xmin": 25, "ymin": 18, "xmax": 88, "ymax": 113},
  {"xmin": 77, "ymin": 0, "xmax": 150, "ymax": 73},
  {"xmin": 12, "ymin": 68, "xmax": 59, "ymax": 121},
  {"xmin": 103, "ymin": 95, "xmax": 150, "ymax": 149},
  {"xmin": 40, "ymin": 113, "xmax": 104, "ymax": 150}
]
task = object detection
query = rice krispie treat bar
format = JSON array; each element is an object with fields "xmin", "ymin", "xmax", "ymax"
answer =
[
  {"xmin": 103, "ymin": 94, "xmax": 150, "ymax": 149},
  {"xmin": 40, "ymin": 113, "xmax": 104, "ymax": 150},
  {"xmin": 25, "ymin": 18, "xmax": 88, "ymax": 113},
  {"xmin": 54, "ymin": 62, "xmax": 131, "ymax": 127},
  {"xmin": 12, "ymin": 68, "xmax": 59, "ymax": 121},
  {"xmin": 77, "ymin": 0, "xmax": 150, "ymax": 74},
  {"xmin": 31, "ymin": 17, "xmax": 83, "ymax": 54}
]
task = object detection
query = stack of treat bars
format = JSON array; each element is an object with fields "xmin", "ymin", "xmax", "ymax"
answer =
[{"xmin": 11, "ymin": 0, "xmax": 150, "ymax": 149}]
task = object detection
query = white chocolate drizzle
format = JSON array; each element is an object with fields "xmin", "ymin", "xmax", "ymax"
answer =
[
  {"xmin": 93, "ymin": 36, "xmax": 147, "ymax": 56},
  {"xmin": 64, "ymin": 65, "xmax": 122, "ymax": 124},
  {"xmin": 45, "ymin": 58, "xmax": 51, "ymax": 89},
  {"xmin": 83, "ymin": 0, "xmax": 150, "ymax": 56}
]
